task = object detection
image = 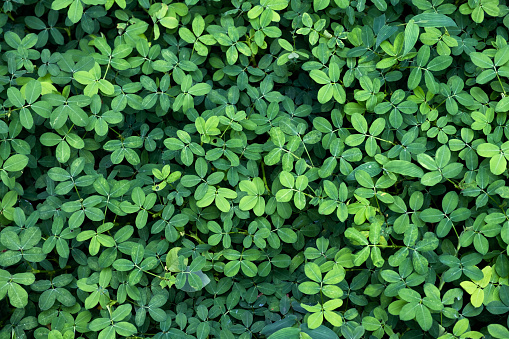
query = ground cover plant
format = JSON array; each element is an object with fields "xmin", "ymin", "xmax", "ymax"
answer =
[{"xmin": 2, "ymin": 0, "xmax": 509, "ymax": 338}]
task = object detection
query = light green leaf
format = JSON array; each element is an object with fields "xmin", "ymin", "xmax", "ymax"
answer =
[
  {"xmin": 351, "ymin": 113, "xmax": 368, "ymax": 134},
  {"xmin": 160, "ymin": 17, "xmax": 179, "ymax": 29},
  {"xmin": 421, "ymin": 171, "xmax": 442, "ymax": 186},
  {"xmin": 188, "ymin": 83, "xmax": 211, "ymax": 96},
  {"xmin": 496, "ymin": 97, "xmax": 509, "ymax": 112},
  {"xmin": 307, "ymin": 312, "xmax": 323, "ymax": 330},
  {"xmin": 98, "ymin": 79, "xmax": 114, "ymax": 95},
  {"xmin": 355, "ymin": 170, "xmax": 374, "ymax": 188},
  {"xmin": 68, "ymin": 0, "xmax": 83, "ymax": 24},
  {"xmin": 304, "ymin": 263, "xmax": 322, "ymax": 282},
  {"xmin": 345, "ymin": 228, "xmax": 369, "ymax": 246},
  {"xmin": 309, "ymin": 70, "xmax": 330, "ymax": 85},
  {"xmin": 314, "ymin": 0, "xmax": 330, "ymax": 11},
  {"xmin": 470, "ymin": 52, "xmax": 494, "ymax": 68},
  {"xmin": 490, "ymin": 154, "xmax": 507, "ymax": 175},
  {"xmin": 317, "ymin": 84, "xmax": 333, "ymax": 103},
  {"xmin": 2, "ymin": 155, "xmax": 29, "ymax": 172},
  {"xmin": 427, "ymin": 56, "xmax": 452, "ymax": 72},
  {"xmin": 51, "ymin": 0, "xmax": 73, "ymax": 10},
  {"xmin": 279, "ymin": 171, "xmax": 294, "ymax": 188},
  {"xmin": 74, "ymin": 71, "xmax": 95, "ymax": 85},
  {"xmin": 477, "ymin": 143, "xmax": 500, "ymax": 157}
]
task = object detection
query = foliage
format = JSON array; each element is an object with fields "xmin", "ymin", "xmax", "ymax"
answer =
[{"xmin": 2, "ymin": 0, "xmax": 509, "ymax": 338}]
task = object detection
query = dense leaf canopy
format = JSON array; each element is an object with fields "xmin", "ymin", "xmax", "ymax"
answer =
[{"xmin": 1, "ymin": 0, "xmax": 509, "ymax": 338}]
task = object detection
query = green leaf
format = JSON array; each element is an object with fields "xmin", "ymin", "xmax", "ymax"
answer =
[
  {"xmin": 435, "ymin": 145, "xmax": 451, "ymax": 168},
  {"xmin": 490, "ymin": 154, "xmax": 507, "ymax": 175},
  {"xmin": 52, "ymin": 0, "xmax": 73, "ymax": 10},
  {"xmin": 301, "ymin": 324, "xmax": 340, "ymax": 339},
  {"xmin": 192, "ymin": 15, "xmax": 205, "ymax": 37},
  {"xmin": 411, "ymin": 13, "xmax": 457, "ymax": 27},
  {"xmin": 267, "ymin": 327, "xmax": 301, "ymax": 339},
  {"xmin": 495, "ymin": 46, "xmax": 509, "ymax": 66},
  {"xmin": 2, "ymin": 155, "xmax": 29, "ymax": 172},
  {"xmin": 188, "ymin": 83, "xmax": 212, "ymax": 96},
  {"xmin": 489, "ymin": 324, "xmax": 509, "ymax": 338},
  {"xmin": 112, "ymin": 304, "xmax": 132, "ymax": 322},
  {"xmin": 24, "ymin": 80, "xmax": 42, "ymax": 104},
  {"xmin": 471, "ymin": 6, "xmax": 484, "ymax": 23},
  {"xmin": 98, "ymin": 326, "xmax": 116, "ymax": 339},
  {"xmin": 309, "ymin": 70, "xmax": 330, "ymax": 84},
  {"xmin": 403, "ymin": 20, "xmax": 419, "ymax": 56},
  {"xmin": 496, "ymin": 97, "xmax": 509, "ymax": 112},
  {"xmin": 372, "ymin": 0, "xmax": 387, "ymax": 11},
  {"xmin": 362, "ymin": 316, "xmax": 381, "ymax": 331},
  {"xmin": 307, "ymin": 312, "xmax": 323, "ymax": 329},
  {"xmin": 160, "ymin": 17, "xmax": 179, "ymax": 29},
  {"xmin": 98, "ymin": 79, "xmax": 114, "ymax": 95},
  {"xmin": 415, "ymin": 305, "xmax": 432, "ymax": 330},
  {"xmin": 270, "ymin": 127, "xmax": 286, "ymax": 147},
  {"xmin": 351, "ymin": 113, "xmax": 368, "ymax": 134},
  {"xmin": 68, "ymin": 0, "xmax": 84, "ymax": 24},
  {"xmin": 477, "ymin": 143, "xmax": 500, "ymax": 157},
  {"xmin": 7, "ymin": 88, "xmax": 24, "ymax": 107},
  {"xmin": 421, "ymin": 171, "xmax": 442, "ymax": 186},
  {"xmin": 304, "ymin": 263, "xmax": 322, "ymax": 282},
  {"xmin": 314, "ymin": 0, "xmax": 330, "ymax": 11},
  {"xmin": 240, "ymin": 260, "xmax": 258, "ymax": 277},
  {"xmin": 295, "ymin": 175, "xmax": 308, "ymax": 191},
  {"xmin": 317, "ymin": 84, "xmax": 333, "ymax": 103},
  {"xmin": 224, "ymin": 261, "xmax": 241, "ymax": 277},
  {"xmin": 399, "ymin": 288, "xmax": 421, "ymax": 303},
  {"xmin": 11, "ymin": 273, "xmax": 35, "ymax": 285},
  {"xmin": 74, "ymin": 71, "xmax": 95, "ymax": 85},
  {"xmin": 385, "ymin": 160, "xmax": 424, "ymax": 177},
  {"xmin": 279, "ymin": 171, "xmax": 294, "ymax": 188},
  {"xmin": 345, "ymin": 228, "xmax": 369, "ymax": 246},
  {"xmin": 8, "ymin": 283, "xmax": 28, "ymax": 308},
  {"xmin": 471, "ymin": 52, "xmax": 493, "ymax": 68},
  {"xmin": 427, "ymin": 56, "xmax": 452, "ymax": 72},
  {"xmin": 323, "ymin": 267, "xmax": 345, "ymax": 284},
  {"xmin": 115, "ymin": 322, "xmax": 137, "ymax": 336},
  {"xmin": 2, "ymin": 231, "xmax": 21, "ymax": 250},
  {"xmin": 355, "ymin": 170, "xmax": 374, "ymax": 188}
]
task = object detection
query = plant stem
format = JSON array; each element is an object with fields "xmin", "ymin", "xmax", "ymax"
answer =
[{"xmin": 261, "ymin": 160, "xmax": 271, "ymax": 195}]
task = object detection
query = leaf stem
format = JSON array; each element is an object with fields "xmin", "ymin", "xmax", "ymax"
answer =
[
  {"xmin": 103, "ymin": 60, "xmax": 111, "ymax": 80},
  {"xmin": 261, "ymin": 161, "xmax": 271, "ymax": 195}
]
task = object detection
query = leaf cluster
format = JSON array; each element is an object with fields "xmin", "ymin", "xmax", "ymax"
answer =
[{"xmin": 2, "ymin": 0, "xmax": 509, "ymax": 338}]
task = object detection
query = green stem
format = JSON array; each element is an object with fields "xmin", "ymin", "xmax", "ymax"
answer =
[
  {"xmin": 495, "ymin": 70, "xmax": 507, "ymax": 95},
  {"xmin": 368, "ymin": 244, "xmax": 405, "ymax": 248},
  {"xmin": 369, "ymin": 134, "xmax": 397, "ymax": 145},
  {"xmin": 291, "ymin": 189, "xmax": 316, "ymax": 199},
  {"xmin": 32, "ymin": 265, "xmax": 71, "ymax": 275},
  {"xmin": 109, "ymin": 127, "xmax": 123, "ymax": 138},
  {"xmin": 300, "ymin": 136, "xmax": 315, "ymax": 167},
  {"xmin": 103, "ymin": 61, "xmax": 111, "ymax": 80},
  {"xmin": 185, "ymin": 233, "xmax": 205, "ymax": 244},
  {"xmin": 261, "ymin": 161, "xmax": 271, "ymax": 195}
]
